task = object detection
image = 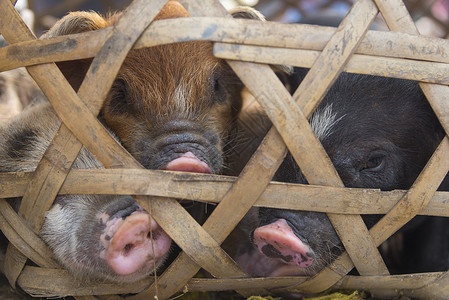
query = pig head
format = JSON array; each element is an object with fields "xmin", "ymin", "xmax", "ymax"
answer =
[
  {"xmin": 229, "ymin": 68, "xmax": 447, "ymax": 280},
  {"xmin": 44, "ymin": 3, "xmax": 242, "ymax": 175}
]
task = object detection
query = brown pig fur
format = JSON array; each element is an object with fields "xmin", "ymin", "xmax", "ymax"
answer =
[
  {"xmin": 43, "ymin": 2, "xmax": 242, "ymax": 172},
  {"xmin": 0, "ymin": 1, "xmax": 267, "ymax": 283}
]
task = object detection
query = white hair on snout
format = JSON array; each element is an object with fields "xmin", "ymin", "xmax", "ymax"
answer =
[
  {"xmin": 160, "ymin": 81, "xmax": 195, "ymax": 121},
  {"xmin": 173, "ymin": 82, "xmax": 193, "ymax": 116},
  {"xmin": 309, "ymin": 104, "xmax": 345, "ymax": 141}
]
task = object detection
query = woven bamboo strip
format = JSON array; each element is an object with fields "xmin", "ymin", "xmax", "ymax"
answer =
[
  {"xmin": 0, "ymin": 0, "xmax": 169, "ymax": 288},
  {"xmin": 20, "ymin": 8, "xmax": 256, "ymax": 291},
  {"xmin": 3, "ymin": 18, "xmax": 449, "ymax": 72},
  {"xmin": 1, "ymin": 0, "xmax": 263, "ymax": 296},
  {"xmin": 8, "ymin": 2, "xmax": 252, "ymax": 298},
  {"xmin": 17, "ymin": 266, "xmax": 149, "ymax": 297},
  {"xmin": 234, "ymin": 0, "xmax": 388, "ymax": 278},
  {"xmin": 406, "ymin": 272, "xmax": 449, "ymax": 298},
  {"xmin": 375, "ymin": 0, "xmax": 415, "ymax": 33},
  {"xmin": 1, "ymin": 0, "xmax": 448, "ymax": 298},
  {"xmin": 371, "ymin": 1, "xmax": 449, "ymax": 297},
  {"xmin": 335, "ymin": 273, "xmax": 442, "ymax": 292},
  {"xmin": 284, "ymin": 137, "xmax": 449, "ymax": 296},
  {"xmin": 7, "ymin": 0, "xmax": 169, "ymax": 250},
  {"xmin": 18, "ymin": 266, "xmax": 305, "ymax": 297},
  {"xmin": 395, "ymin": 0, "xmax": 449, "ymax": 151},
  {"xmin": 137, "ymin": 0, "xmax": 385, "ymax": 298},
  {"xmin": 0, "ymin": 29, "xmax": 111, "ymax": 71},
  {"xmin": 2, "ymin": 169, "xmax": 449, "ymax": 217},
  {"xmin": 0, "ymin": 0, "xmax": 48, "ymax": 286},
  {"xmin": 187, "ymin": 273, "xmax": 440, "ymax": 294},
  {"xmin": 282, "ymin": 0, "xmax": 449, "ymax": 294},
  {"xmin": 373, "ymin": 1, "xmax": 449, "ymax": 137},
  {"xmin": 140, "ymin": 197, "xmax": 254, "ymax": 289},
  {"xmin": 134, "ymin": 128, "xmax": 286, "ymax": 299},
  {"xmin": 0, "ymin": 200, "xmax": 58, "ymax": 268},
  {"xmin": 214, "ymin": 44, "xmax": 449, "ymax": 85},
  {"xmin": 131, "ymin": 1, "xmax": 279, "ymax": 298},
  {"xmin": 19, "ymin": 265, "xmax": 449, "ymax": 298},
  {"xmin": 268, "ymin": 0, "xmax": 383, "ymax": 292},
  {"xmin": 0, "ymin": 172, "xmax": 33, "ymax": 197},
  {"xmin": 178, "ymin": 0, "xmax": 228, "ymax": 17},
  {"xmin": 229, "ymin": 63, "xmax": 343, "ymax": 187},
  {"xmin": 12, "ymin": 0, "xmax": 260, "ymax": 297},
  {"xmin": 358, "ymin": 137, "xmax": 449, "ymax": 299},
  {"xmin": 27, "ymin": 65, "xmax": 139, "ymax": 168}
]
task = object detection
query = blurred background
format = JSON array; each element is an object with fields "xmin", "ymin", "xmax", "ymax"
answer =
[
  {"xmin": 3, "ymin": 0, "xmax": 449, "ymax": 41},
  {"xmin": 0, "ymin": 0, "xmax": 448, "ymax": 299}
]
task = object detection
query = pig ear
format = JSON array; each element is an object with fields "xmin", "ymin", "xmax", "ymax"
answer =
[
  {"xmin": 42, "ymin": 11, "xmax": 109, "ymax": 38},
  {"xmin": 230, "ymin": 6, "xmax": 266, "ymax": 21},
  {"xmin": 41, "ymin": 12, "xmax": 110, "ymax": 91}
]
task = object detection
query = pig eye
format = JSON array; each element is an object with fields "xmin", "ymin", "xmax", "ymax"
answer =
[
  {"xmin": 211, "ymin": 74, "xmax": 227, "ymax": 104},
  {"xmin": 108, "ymin": 79, "xmax": 135, "ymax": 115},
  {"xmin": 364, "ymin": 154, "xmax": 385, "ymax": 171},
  {"xmin": 214, "ymin": 78, "xmax": 220, "ymax": 92}
]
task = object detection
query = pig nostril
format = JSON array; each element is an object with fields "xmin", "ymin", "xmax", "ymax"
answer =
[
  {"xmin": 147, "ymin": 231, "xmax": 157, "ymax": 240},
  {"xmin": 147, "ymin": 230, "xmax": 159, "ymax": 240},
  {"xmin": 123, "ymin": 243, "xmax": 134, "ymax": 255}
]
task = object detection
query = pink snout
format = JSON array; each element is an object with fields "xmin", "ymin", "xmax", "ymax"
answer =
[
  {"xmin": 164, "ymin": 151, "xmax": 212, "ymax": 173},
  {"xmin": 253, "ymin": 219, "xmax": 314, "ymax": 268},
  {"xmin": 106, "ymin": 213, "xmax": 171, "ymax": 275},
  {"xmin": 105, "ymin": 153, "xmax": 211, "ymax": 276}
]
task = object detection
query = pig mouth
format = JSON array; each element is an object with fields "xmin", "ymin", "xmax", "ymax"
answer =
[
  {"xmin": 148, "ymin": 130, "xmax": 222, "ymax": 173},
  {"xmin": 237, "ymin": 249, "xmax": 316, "ymax": 277},
  {"xmin": 164, "ymin": 151, "xmax": 212, "ymax": 174},
  {"xmin": 237, "ymin": 219, "xmax": 318, "ymax": 278}
]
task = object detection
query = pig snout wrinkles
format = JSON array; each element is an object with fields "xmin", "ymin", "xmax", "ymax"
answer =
[{"xmin": 146, "ymin": 124, "xmax": 222, "ymax": 173}]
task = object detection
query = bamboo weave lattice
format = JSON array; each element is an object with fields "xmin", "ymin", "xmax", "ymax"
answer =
[{"xmin": 1, "ymin": 0, "xmax": 449, "ymax": 299}]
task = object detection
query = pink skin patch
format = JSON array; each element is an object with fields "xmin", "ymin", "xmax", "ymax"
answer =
[
  {"xmin": 97, "ymin": 152, "xmax": 211, "ymax": 277},
  {"xmin": 253, "ymin": 219, "xmax": 314, "ymax": 269},
  {"xmin": 237, "ymin": 252, "xmax": 306, "ymax": 299},
  {"xmin": 164, "ymin": 151, "xmax": 212, "ymax": 173},
  {"xmin": 237, "ymin": 250, "xmax": 312, "ymax": 278},
  {"xmin": 104, "ymin": 213, "xmax": 171, "ymax": 276}
]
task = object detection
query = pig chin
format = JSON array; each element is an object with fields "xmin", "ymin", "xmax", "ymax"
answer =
[
  {"xmin": 235, "ymin": 240, "xmax": 336, "ymax": 279},
  {"xmin": 236, "ymin": 219, "xmax": 322, "ymax": 278},
  {"xmin": 237, "ymin": 249, "xmax": 318, "ymax": 278}
]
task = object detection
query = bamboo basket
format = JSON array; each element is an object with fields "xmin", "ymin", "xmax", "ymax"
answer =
[{"xmin": 1, "ymin": 0, "xmax": 449, "ymax": 299}]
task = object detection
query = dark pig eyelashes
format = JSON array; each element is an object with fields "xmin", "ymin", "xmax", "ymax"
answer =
[
  {"xmin": 214, "ymin": 77, "xmax": 220, "ymax": 92},
  {"xmin": 113, "ymin": 79, "xmax": 127, "ymax": 97},
  {"xmin": 363, "ymin": 153, "xmax": 385, "ymax": 171},
  {"xmin": 210, "ymin": 73, "xmax": 227, "ymax": 104},
  {"xmin": 109, "ymin": 79, "xmax": 135, "ymax": 115}
]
